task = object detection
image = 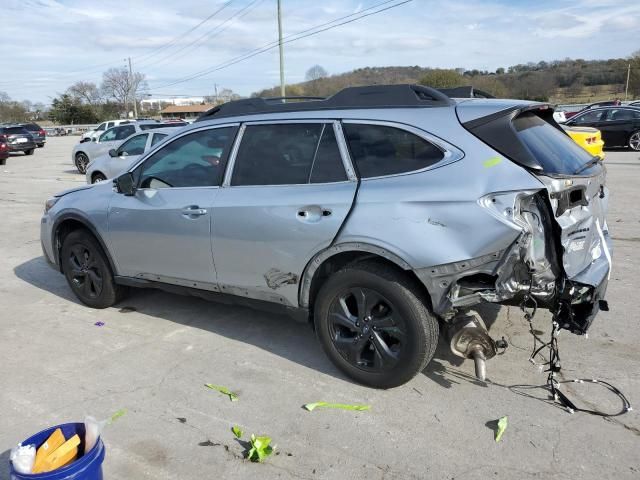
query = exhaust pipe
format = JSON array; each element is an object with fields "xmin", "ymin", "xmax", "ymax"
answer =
[{"xmin": 448, "ymin": 311, "xmax": 497, "ymax": 381}]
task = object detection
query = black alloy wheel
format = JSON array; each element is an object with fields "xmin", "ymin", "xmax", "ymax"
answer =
[
  {"xmin": 315, "ymin": 261, "xmax": 439, "ymax": 389},
  {"xmin": 327, "ymin": 287, "xmax": 405, "ymax": 371},
  {"xmin": 61, "ymin": 230, "xmax": 125, "ymax": 308}
]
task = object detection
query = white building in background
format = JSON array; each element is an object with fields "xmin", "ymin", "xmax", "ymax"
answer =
[{"xmin": 140, "ymin": 97, "xmax": 205, "ymax": 111}]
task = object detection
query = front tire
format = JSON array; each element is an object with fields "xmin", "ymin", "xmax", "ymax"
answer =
[
  {"xmin": 629, "ymin": 131, "xmax": 640, "ymax": 151},
  {"xmin": 25, "ymin": 149, "xmax": 34, "ymax": 156},
  {"xmin": 61, "ymin": 230, "xmax": 124, "ymax": 308},
  {"xmin": 91, "ymin": 172, "xmax": 107, "ymax": 184},
  {"xmin": 75, "ymin": 152, "xmax": 89, "ymax": 173},
  {"xmin": 314, "ymin": 261, "xmax": 438, "ymax": 389}
]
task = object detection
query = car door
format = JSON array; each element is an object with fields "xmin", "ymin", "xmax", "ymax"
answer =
[
  {"xmin": 600, "ymin": 108, "xmax": 634, "ymax": 147},
  {"xmin": 107, "ymin": 125, "xmax": 238, "ymax": 288},
  {"xmin": 212, "ymin": 120, "xmax": 357, "ymax": 306},
  {"xmin": 105, "ymin": 133, "xmax": 149, "ymax": 178}
]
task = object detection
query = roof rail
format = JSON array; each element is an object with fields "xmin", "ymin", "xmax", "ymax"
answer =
[
  {"xmin": 195, "ymin": 84, "xmax": 454, "ymax": 122},
  {"xmin": 438, "ymin": 86, "xmax": 495, "ymax": 99}
]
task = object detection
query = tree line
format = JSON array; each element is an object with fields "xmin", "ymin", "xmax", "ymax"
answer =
[{"xmin": 255, "ymin": 53, "xmax": 640, "ymax": 102}]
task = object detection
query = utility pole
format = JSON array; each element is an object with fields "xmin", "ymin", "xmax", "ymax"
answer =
[
  {"xmin": 277, "ymin": 0, "xmax": 285, "ymax": 98},
  {"xmin": 128, "ymin": 57, "xmax": 138, "ymax": 118},
  {"xmin": 625, "ymin": 63, "xmax": 631, "ymax": 101}
]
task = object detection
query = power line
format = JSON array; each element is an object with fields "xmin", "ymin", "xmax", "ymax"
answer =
[
  {"xmin": 19, "ymin": 1, "xmax": 237, "ymax": 82},
  {"xmin": 148, "ymin": 0, "xmax": 412, "ymax": 91},
  {"xmin": 137, "ymin": 0, "xmax": 263, "ymax": 70},
  {"xmin": 134, "ymin": 0, "xmax": 237, "ymax": 64}
]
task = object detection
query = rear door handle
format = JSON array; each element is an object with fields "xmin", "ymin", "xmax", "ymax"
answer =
[{"xmin": 181, "ymin": 206, "xmax": 207, "ymax": 217}]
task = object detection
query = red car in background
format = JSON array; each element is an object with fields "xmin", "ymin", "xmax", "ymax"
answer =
[{"xmin": 0, "ymin": 135, "xmax": 9, "ymax": 165}]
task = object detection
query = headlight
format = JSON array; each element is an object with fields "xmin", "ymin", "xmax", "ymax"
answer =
[{"xmin": 44, "ymin": 197, "xmax": 59, "ymax": 213}]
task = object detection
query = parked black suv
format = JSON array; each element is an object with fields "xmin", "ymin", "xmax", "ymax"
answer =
[
  {"xmin": 0, "ymin": 126, "xmax": 36, "ymax": 155},
  {"xmin": 19, "ymin": 123, "xmax": 46, "ymax": 147}
]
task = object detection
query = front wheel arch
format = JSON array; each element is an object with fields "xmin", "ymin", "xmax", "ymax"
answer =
[{"xmin": 53, "ymin": 215, "xmax": 118, "ymax": 276}]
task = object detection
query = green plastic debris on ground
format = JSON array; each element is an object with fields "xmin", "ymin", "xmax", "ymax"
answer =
[
  {"xmin": 205, "ymin": 383, "xmax": 238, "ymax": 402},
  {"xmin": 232, "ymin": 425, "xmax": 243, "ymax": 439},
  {"xmin": 109, "ymin": 409, "xmax": 126, "ymax": 424},
  {"xmin": 303, "ymin": 402, "xmax": 371, "ymax": 412},
  {"xmin": 495, "ymin": 416, "xmax": 508, "ymax": 442},
  {"xmin": 248, "ymin": 434, "xmax": 274, "ymax": 463},
  {"xmin": 483, "ymin": 156, "xmax": 503, "ymax": 168}
]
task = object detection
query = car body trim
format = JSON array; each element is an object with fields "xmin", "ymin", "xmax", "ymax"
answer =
[{"xmin": 298, "ymin": 241, "xmax": 413, "ymax": 308}]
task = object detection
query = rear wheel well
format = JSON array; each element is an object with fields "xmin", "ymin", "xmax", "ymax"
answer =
[{"xmin": 307, "ymin": 251, "xmax": 431, "ymax": 323}]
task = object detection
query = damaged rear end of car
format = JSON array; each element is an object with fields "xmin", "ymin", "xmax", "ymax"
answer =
[{"xmin": 436, "ymin": 101, "xmax": 611, "ymax": 364}]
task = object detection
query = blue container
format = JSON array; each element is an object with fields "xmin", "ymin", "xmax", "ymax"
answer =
[{"xmin": 10, "ymin": 423, "xmax": 105, "ymax": 480}]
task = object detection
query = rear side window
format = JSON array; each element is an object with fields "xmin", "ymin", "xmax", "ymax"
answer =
[
  {"xmin": 232, "ymin": 123, "xmax": 346, "ymax": 186},
  {"xmin": 514, "ymin": 112, "xmax": 595, "ymax": 174},
  {"xmin": 606, "ymin": 109, "xmax": 638, "ymax": 121},
  {"xmin": 3, "ymin": 127, "xmax": 29, "ymax": 135},
  {"xmin": 343, "ymin": 124, "xmax": 444, "ymax": 178}
]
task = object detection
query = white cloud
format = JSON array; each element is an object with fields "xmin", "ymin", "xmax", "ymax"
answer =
[{"xmin": 0, "ymin": 0, "xmax": 638, "ymax": 102}]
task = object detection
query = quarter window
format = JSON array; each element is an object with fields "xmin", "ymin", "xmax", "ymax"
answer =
[
  {"xmin": 138, "ymin": 127, "xmax": 235, "ymax": 188},
  {"xmin": 118, "ymin": 134, "xmax": 148, "ymax": 156},
  {"xmin": 151, "ymin": 133, "xmax": 168, "ymax": 146},
  {"xmin": 343, "ymin": 123, "xmax": 444, "ymax": 178},
  {"xmin": 232, "ymin": 123, "xmax": 346, "ymax": 186}
]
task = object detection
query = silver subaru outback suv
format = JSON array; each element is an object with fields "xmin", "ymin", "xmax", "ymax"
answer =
[{"xmin": 41, "ymin": 85, "xmax": 611, "ymax": 388}]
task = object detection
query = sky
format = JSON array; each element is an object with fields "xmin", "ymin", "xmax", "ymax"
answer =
[{"xmin": 0, "ymin": 0, "xmax": 638, "ymax": 104}]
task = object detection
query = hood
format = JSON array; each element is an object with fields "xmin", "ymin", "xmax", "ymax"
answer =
[{"xmin": 54, "ymin": 184, "xmax": 95, "ymax": 198}]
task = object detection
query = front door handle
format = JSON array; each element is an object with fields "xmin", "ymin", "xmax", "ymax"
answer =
[{"xmin": 181, "ymin": 205, "xmax": 207, "ymax": 217}]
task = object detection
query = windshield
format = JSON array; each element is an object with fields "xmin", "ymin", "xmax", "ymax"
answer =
[{"xmin": 513, "ymin": 112, "xmax": 598, "ymax": 175}]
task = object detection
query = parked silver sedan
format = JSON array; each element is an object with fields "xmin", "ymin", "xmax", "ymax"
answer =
[
  {"xmin": 71, "ymin": 122, "xmax": 172, "ymax": 174},
  {"xmin": 85, "ymin": 128, "xmax": 175, "ymax": 184}
]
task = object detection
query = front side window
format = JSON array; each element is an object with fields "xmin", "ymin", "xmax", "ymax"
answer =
[
  {"xmin": 96, "ymin": 123, "xmax": 106, "ymax": 131},
  {"xmin": 138, "ymin": 127, "xmax": 235, "ymax": 188},
  {"xmin": 117, "ymin": 134, "xmax": 148, "ymax": 156},
  {"xmin": 232, "ymin": 123, "xmax": 346, "ymax": 186},
  {"xmin": 343, "ymin": 123, "xmax": 444, "ymax": 178},
  {"xmin": 572, "ymin": 110, "xmax": 604, "ymax": 124},
  {"xmin": 99, "ymin": 128, "xmax": 118, "ymax": 142},
  {"xmin": 151, "ymin": 133, "xmax": 168, "ymax": 146},
  {"xmin": 106, "ymin": 122, "xmax": 115, "ymax": 129}
]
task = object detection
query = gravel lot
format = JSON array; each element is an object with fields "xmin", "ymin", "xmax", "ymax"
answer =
[{"xmin": 0, "ymin": 136, "xmax": 638, "ymax": 479}]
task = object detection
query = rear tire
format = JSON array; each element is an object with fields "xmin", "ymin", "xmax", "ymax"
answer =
[
  {"xmin": 629, "ymin": 131, "xmax": 640, "ymax": 151},
  {"xmin": 0, "ymin": 158, "xmax": 6, "ymax": 166},
  {"xmin": 75, "ymin": 152, "xmax": 89, "ymax": 173},
  {"xmin": 314, "ymin": 261, "xmax": 438, "ymax": 389},
  {"xmin": 61, "ymin": 230, "xmax": 125, "ymax": 308},
  {"xmin": 25, "ymin": 149, "xmax": 34, "ymax": 156}
]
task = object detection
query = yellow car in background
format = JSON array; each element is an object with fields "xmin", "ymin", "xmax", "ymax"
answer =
[{"xmin": 562, "ymin": 125, "xmax": 605, "ymax": 159}]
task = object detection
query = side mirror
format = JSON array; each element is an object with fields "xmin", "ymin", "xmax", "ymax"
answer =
[
  {"xmin": 114, "ymin": 172, "xmax": 136, "ymax": 196},
  {"xmin": 108, "ymin": 149, "xmax": 118, "ymax": 157}
]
